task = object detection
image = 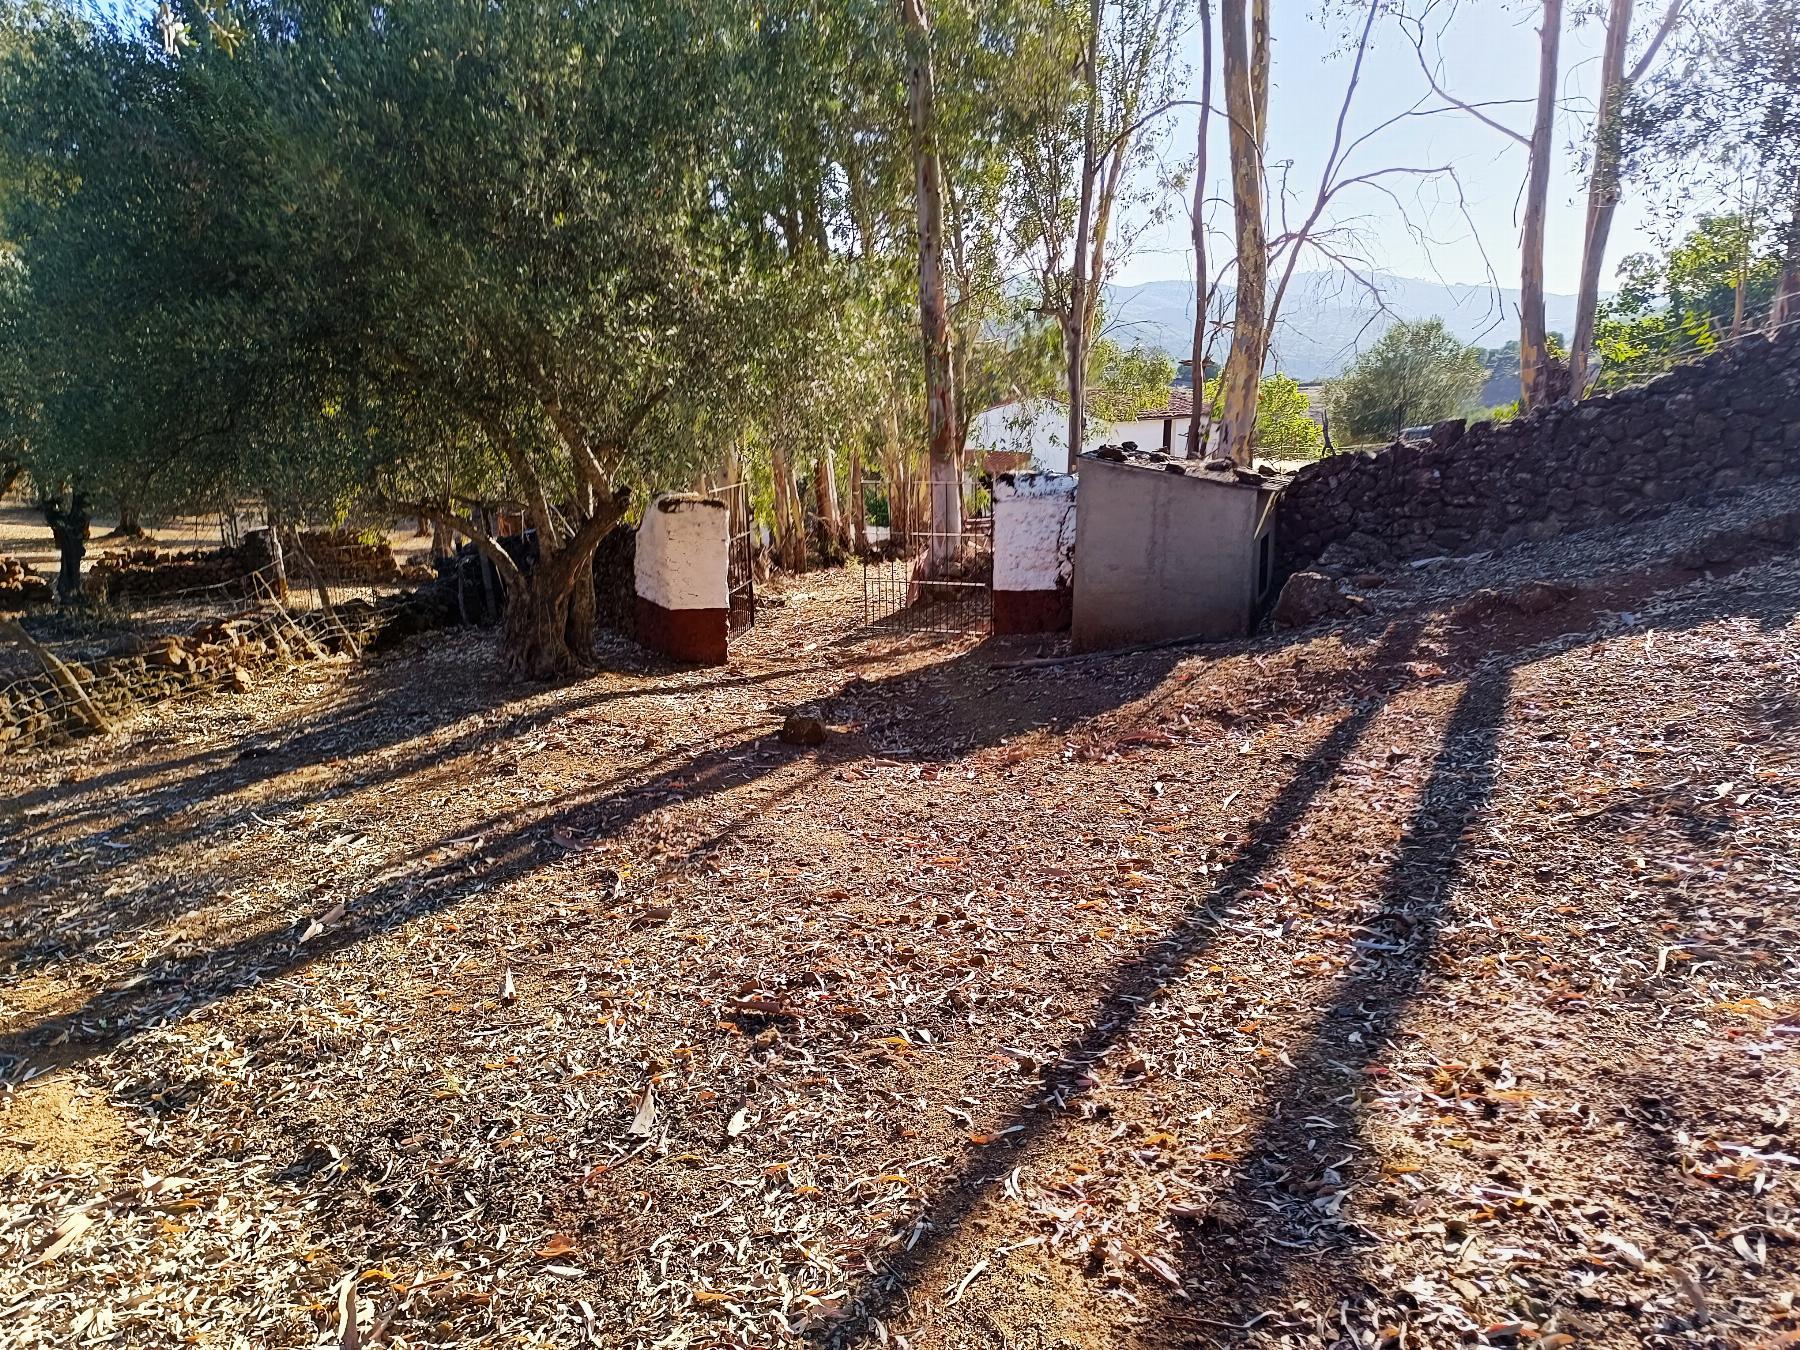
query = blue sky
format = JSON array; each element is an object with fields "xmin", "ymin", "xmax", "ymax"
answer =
[{"xmin": 1116, "ymin": 2, "xmax": 1692, "ymax": 293}]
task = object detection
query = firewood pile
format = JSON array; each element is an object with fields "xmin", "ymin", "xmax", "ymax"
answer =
[
  {"xmin": 293, "ymin": 529, "xmax": 406, "ymax": 583},
  {"xmin": 0, "ymin": 554, "xmax": 54, "ymax": 610},
  {"xmin": 0, "ymin": 590, "xmax": 450, "ymax": 755},
  {"xmin": 86, "ymin": 547, "xmax": 246, "ymax": 603}
]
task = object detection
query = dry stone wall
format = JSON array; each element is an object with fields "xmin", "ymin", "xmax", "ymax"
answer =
[
  {"xmin": 88, "ymin": 547, "xmax": 246, "ymax": 603},
  {"xmin": 88, "ymin": 532, "xmax": 411, "ymax": 604},
  {"xmin": 292, "ymin": 529, "xmax": 414, "ymax": 583},
  {"xmin": 1277, "ymin": 329, "xmax": 1800, "ymax": 578}
]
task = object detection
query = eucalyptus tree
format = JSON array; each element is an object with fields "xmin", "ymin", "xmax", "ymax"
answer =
[
  {"xmin": 1002, "ymin": 0, "xmax": 1187, "ymax": 468},
  {"xmin": 1565, "ymin": 0, "xmax": 1689, "ymax": 391},
  {"xmin": 1394, "ymin": 0, "xmax": 1568, "ymax": 409}
]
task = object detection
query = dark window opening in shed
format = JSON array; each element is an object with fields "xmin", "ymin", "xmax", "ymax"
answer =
[{"xmin": 1257, "ymin": 531, "xmax": 1271, "ymax": 597}]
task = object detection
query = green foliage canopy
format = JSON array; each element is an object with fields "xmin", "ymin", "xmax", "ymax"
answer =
[
  {"xmin": 1595, "ymin": 213, "xmax": 1782, "ymax": 387},
  {"xmin": 1327, "ymin": 319, "xmax": 1487, "ymax": 443}
]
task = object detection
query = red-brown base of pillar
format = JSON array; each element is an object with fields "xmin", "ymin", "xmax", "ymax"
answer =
[
  {"xmin": 636, "ymin": 596, "xmax": 728, "ymax": 664},
  {"xmin": 993, "ymin": 587, "xmax": 1072, "ymax": 635}
]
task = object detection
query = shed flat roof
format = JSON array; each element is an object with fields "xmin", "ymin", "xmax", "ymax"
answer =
[{"xmin": 1078, "ymin": 447, "xmax": 1288, "ymax": 493}]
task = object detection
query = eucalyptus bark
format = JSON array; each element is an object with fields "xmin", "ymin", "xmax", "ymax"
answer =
[
  {"xmin": 1066, "ymin": 0, "xmax": 1103, "ymax": 471},
  {"xmin": 1216, "ymin": 0, "xmax": 1269, "ymax": 467},
  {"xmin": 1185, "ymin": 0, "xmax": 1215, "ymax": 460},
  {"xmin": 849, "ymin": 442, "xmax": 869, "ymax": 555},
  {"xmin": 770, "ymin": 439, "xmax": 806, "ymax": 572},
  {"xmin": 814, "ymin": 451, "xmax": 844, "ymax": 558},
  {"xmin": 1569, "ymin": 0, "xmax": 1685, "ymax": 391},
  {"xmin": 900, "ymin": 0, "xmax": 962, "ymax": 564},
  {"xmin": 1520, "ymin": 0, "xmax": 1564, "ymax": 409},
  {"xmin": 1567, "ymin": 0, "xmax": 1634, "ymax": 395}
]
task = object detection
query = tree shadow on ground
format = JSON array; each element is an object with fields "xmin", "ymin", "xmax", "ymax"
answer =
[
  {"xmin": 821, "ymin": 560, "xmax": 1800, "ymax": 1346},
  {"xmin": 1139, "ymin": 670, "xmax": 1510, "ymax": 1345},
  {"xmin": 0, "ymin": 621, "xmax": 1218, "ymax": 1081},
  {"xmin": 0, "ymin": 634, "xmax": 956, "ymax": 982},
  {"xmin": 3, "ymin": 554, "xmax": 1795, "ymax": 1341},
  {"xmin": 816, "ymin": 619, "xmax": 1427, "ymax": 1345}
]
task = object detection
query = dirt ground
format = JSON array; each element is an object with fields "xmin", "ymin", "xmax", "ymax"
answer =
[{"xmin": 1, "ymin": 486, "xmax": 1797, "ymax": 1349}]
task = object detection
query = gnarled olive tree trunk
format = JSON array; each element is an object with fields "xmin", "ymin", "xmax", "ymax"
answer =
[
  {"xmin": 424, "ymin": 486, "xmax": 628, "ymax": 680},
  {"xmin": 42, "ymin": 491, "xmax": 91, "ymax": 606}
]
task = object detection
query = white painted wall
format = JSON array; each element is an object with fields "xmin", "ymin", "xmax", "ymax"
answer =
[
  {"xmin": 993, "ymin": 473, "xmax": 1077, "ymax": 592},
  {"xmin": 1107, "ymin": 417, "xmax": 1174, "ymax": 453},
  {"xmin": 964, "ymin": 398, "xmax": 1127, "ymax": 473},
  {"xmin": 634, "ymin": 495, "xmax": 728, "ymax": 611}
]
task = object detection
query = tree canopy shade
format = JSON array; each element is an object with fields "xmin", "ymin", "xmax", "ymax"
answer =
[
  {"xmin": 1327, "ymin": 319, "xmax": 1487, "ymax": 444},
  {"xmin": 0, "ymin": 5, "xmax": 256, "ymax": 536},
  {"xmin": 3, "ymin": 0, "xmax": 1151, "ymax": 661},
  {"xmin": 1, "ymin": 0, "xmax": 869, "ymax": 674},
  {"xmin": 245, "ymin": 0, "xmax": 818, "ymax": 675}
]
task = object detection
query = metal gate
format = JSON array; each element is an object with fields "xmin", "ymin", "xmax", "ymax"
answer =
[
  {"xmin": 712, "ymin": 480, "xmax": 757, "ymax": 630},
  {"xmin": 860, "ymin": 481, "xmax": 992, "ymax": 634}
]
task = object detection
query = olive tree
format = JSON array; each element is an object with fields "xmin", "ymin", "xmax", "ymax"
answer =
[{"xmin": 164, "ymin": 0, "xmax": 830, "ymax": 675}]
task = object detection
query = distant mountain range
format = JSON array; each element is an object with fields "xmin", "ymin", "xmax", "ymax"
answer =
[{"xmin": 1101, "ymin": 272, "xmax": 1582, "ymax": 383}]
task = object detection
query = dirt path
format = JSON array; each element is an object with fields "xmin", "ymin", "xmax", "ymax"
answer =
[{"xmin": 1, "ymin": 503, "xmax": 1796, "ymax": 1348}]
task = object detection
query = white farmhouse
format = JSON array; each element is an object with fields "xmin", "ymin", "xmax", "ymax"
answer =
[{"xmin": 964, "ymin": 388, "xmax": 1199, "ymax": 474}]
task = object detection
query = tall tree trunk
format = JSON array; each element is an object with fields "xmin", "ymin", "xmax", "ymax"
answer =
[
  {"xmin": 1216, "ymin": 0, "xmax": 1269, "ymax": 467},
  {"xmin": 900, "ymin": 0, "xmax": 962, "ymax": 565},
  {"xmin": 43, "ymin": 491, "xmax": 91, "ymax": 606},
  {"xmin": 850, "ymin": 440, "xmax": 869, "ymax": 555},
  {"xmin": 1771, "ymin": 182, "xmax": 1800, "ymax": 332},
  {"xmin": 1520, "ymin": 0, "xmax": 1564, "ymax": 409},
  {"xmin": 1568, "ymin": 0, "xmax": 1634, "ymax": 395},
  {"xmin": 1066, "ymin": 0, "xmax": 1103, "ymax": 471},
  {"xmin": 770, "ymin": 440, "xmax": 806, "ymax": 572},
  {"xmin": 1249, "ymin": 0, "xmax": 1269, "ymax": 139},
  {"xmin": 1186, "ymin": 0, "xmax": 1215, "ymax": 460},
  {"xmin": 1568, "ymin": 0, "xmax": 1685, "ymax": 390},
  {"xmin": 814, "ymin": 451, "xmax": 843, "ymax": 559}
]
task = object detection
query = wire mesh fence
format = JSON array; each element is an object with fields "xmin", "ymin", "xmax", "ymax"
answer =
[{"xmin": 3, "ymin": 554, "xmax": 414, "ymax": 694}]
